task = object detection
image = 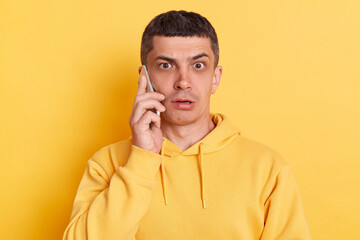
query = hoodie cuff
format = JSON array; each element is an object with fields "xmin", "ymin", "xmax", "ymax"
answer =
[{"xmin": 124, "ymin": 145, "xmax": 162, "ymax": 179}]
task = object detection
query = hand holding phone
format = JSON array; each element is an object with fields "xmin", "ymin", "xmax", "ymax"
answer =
[{"xmin": 129, "ymin": 65, "xmax": 165, "ymax": 153}]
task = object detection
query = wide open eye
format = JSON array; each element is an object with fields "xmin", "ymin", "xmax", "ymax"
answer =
[
  {"xmin": 159, "ymin": 63, "xmax": 173, "ymax": 69},
  {"xmin": 193, "ymin": 62, "xmax": 205, "ymax": 70}
]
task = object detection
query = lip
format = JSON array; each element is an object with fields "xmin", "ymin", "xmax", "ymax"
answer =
[
  {"xmin": 171, "ymin": 97, "xmax": 195, "ymax": 110},
  {"xmin": 171, "ymin": 97, "xmax": 195, "ymax": 103}
]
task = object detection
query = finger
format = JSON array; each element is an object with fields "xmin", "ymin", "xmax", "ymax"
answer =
[
  {"xmin": 136, "ymin": 111, "xmax": 161, "ymax": 131},
  {"xmin": 136, "ymin": 75, "xmax": 147, "ymax": 95},
  {"xmin": 136, "ymin": 91, "xmax": 165, "ymax": 102},
  {"xmin": 131, "ymin": 100, "xmax": 165, "ymax": 123},
  {"xmin": 130, "ymin": 91, "xmax": 165, "ymax": 124},
  {"xmin": 153, "ymin": 116, "xmax": 161, "ymax": 129}
]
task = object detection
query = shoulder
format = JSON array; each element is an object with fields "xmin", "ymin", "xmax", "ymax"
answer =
[
  {"xmin": 230, "ymin": 136, "xmax": 295, "ymax": 197},
  {"xmin": 90, "ymin": 138, "xmax": 133, "ymax": 174},
  {"xmin": 231, "ymin": 135, "xmax": 288, "ymax": 170}
]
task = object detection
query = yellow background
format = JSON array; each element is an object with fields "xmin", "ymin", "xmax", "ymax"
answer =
[{"xmin": 1, "ymin": 0, "xmax": 359, "ymax": 239}]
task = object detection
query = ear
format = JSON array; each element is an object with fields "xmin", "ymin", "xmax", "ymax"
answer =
[
  {"xmin": 211, "ymin": 65, "xmax": 223, "ymax": 94},
  {"xmin": 138, "ymin": 66, "xmax": 143, "ymax": 74}
]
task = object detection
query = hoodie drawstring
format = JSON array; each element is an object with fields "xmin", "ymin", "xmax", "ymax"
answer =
[
  {"xmin": 199, "ymin": 142, "xmax": 206, "ymax": 209},
  {"xmin": 160, "ymin": 138, "xmax": 168, "ymax": 205},
  {"xmin": 160, "ymin": 139, "xmax": 206, "ymax": 209}
]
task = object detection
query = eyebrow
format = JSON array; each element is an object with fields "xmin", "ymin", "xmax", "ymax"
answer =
[
  {"xmin": 155, "ymin": 56, "xmax": 176, "ymax": 63},
  {"xmin": 155, "ymin": 53, "xmax": 209, "ymax": 63},
  {"xmin": 190, "ymin": 53, "xmax": 209, "ymax": 61}
]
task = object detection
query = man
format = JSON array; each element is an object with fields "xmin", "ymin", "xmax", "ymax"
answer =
[{"xmin": 63, "ymin": 10, "xmax": 311, "ymax": 240}]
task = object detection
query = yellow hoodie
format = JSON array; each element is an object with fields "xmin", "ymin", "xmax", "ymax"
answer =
[{"xmin": 63, "ymin": 114, "xmax": 311, "ymax": 240}]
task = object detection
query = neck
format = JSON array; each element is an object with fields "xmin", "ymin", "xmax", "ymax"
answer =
[{"xmin": 161, "ymin": 114, "xmax": 215, "ymax": 151}]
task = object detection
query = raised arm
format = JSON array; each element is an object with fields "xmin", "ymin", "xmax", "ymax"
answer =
[
  {"xmin": 63, "ymin": 72, "xmax": 166, "ymax": 240},
  {"xmin": 63, "ymin": 144, "xmax": 162, "ymax": 240}
]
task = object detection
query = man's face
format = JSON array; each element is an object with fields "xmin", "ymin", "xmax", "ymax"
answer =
[{"xmin": 145, "ymin": 36, "xmax": 222, "ymax": 126}]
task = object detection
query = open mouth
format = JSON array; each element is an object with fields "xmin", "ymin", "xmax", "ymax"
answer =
[
  {"xmin": 172, "ymin": 98, "xmax": 195, "ymax": 110},
  {"xmin": 172, "ymin": 97, "xmax": 194, "ymax": 103}
]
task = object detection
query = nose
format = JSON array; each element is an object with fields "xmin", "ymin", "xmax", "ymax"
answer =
[{"xmin": 174, "ymin": 67, "xmax": 191, "ymax": 90}]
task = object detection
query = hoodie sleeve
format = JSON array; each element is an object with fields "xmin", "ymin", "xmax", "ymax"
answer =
[
  {"xmin": 63, "ymin": 145, "xmax": 161, "ymax": 240},
  {"xmin": 260, "ymin": 164, "xmax": 312, "ymax": 240}
]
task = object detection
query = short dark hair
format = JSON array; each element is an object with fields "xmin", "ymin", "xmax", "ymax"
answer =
[{"xmin": 141, "ymin": 10, "xmax": 219, "ymax": 67}]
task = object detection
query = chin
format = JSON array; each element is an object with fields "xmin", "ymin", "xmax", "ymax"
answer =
[{"xmin": 161, "ymin": 111, "xmax": 198, "ymax": 126}]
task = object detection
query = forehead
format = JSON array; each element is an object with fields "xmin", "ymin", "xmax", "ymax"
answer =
[{"xmin": 149, "ymin": 36, "xmax": 213, "ymax": 59}]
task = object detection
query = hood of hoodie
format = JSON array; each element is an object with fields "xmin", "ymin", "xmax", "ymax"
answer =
[{"xmin": 161, "ymin": 113, "xmax": 241, "ymax": 157}]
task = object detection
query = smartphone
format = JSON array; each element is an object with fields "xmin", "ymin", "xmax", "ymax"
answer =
[{"xmin": 139, "ymin": 65, "xmax": 160, "ymax": 116}]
